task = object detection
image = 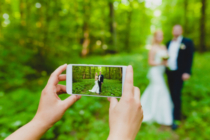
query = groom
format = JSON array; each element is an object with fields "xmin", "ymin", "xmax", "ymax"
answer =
[
  {"xmin": 98, "ymin": 71, "xmax": 104, "ymax": 94},
  {"xmin": 166, "ymin": 24, "xmax": 194, "ymax": 130}
]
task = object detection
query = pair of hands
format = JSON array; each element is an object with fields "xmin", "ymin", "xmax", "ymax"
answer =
[
  {"xmin": 161, "ymin": 60, "xmax": 168, "ymax": 66},
  {"xmin": 161, "ymin": 61, "xmax": 190, "ymax": 81},
  {"xmin": 6, "ymin": 65, "xmax": 143, "ymax": 140}
]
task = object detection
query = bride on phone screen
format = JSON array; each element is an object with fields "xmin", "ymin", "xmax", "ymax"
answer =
[{"xmin": 89, "ymin": 72, "xmax": 100, "ymax": 94}]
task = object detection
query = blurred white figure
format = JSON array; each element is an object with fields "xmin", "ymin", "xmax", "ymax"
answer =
[
  {"xmin": 89, "ymin": 72, "xmax": 99, "ymax": 94},
  {"xmin": 141, "ymin": 30, "xmax": 173, "ymax": 125}
]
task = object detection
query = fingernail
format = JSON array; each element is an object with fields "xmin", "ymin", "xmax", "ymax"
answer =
[
  {"xmin": 77, "ymin": 95, "xmax": 81, "ymax": 99},
  {"xmin": 128, "ymin": 65, "xmax": 132, "ymax": 69}
]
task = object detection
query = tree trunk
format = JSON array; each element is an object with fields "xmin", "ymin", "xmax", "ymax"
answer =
[
  {"xmin": 77, "ymin": 67, "xmax": 80, "ymax": 79},
  {"xmin": 20, "ymin": 0, "xmax": 26, "ymax": 27},
  {"xmin": 81, "ymin": 0, "xmax": 90, "ymax": 57},
  {"xmin": 120, "ymin": 68, "xmax": 122, "ymax": 80},
  {"xmin": 80, "ymin": 66, "xmax": 82, "ymax": 79},
  {"xmin": 109, "ymin": 1, "xmax": 116, "ymax": 49},
  {"xmin": 125, "ymin": 1, "xmax": 132, "ymax": 52},
  {"xmin": 106, "ymin": 67, "xmax": 107, "ymax": 79},
  {"xmin": 81, "ymin": 28, "xmax": 90, "ymax": 57},
  {"xmin": 83, "ymin": 66, "xmax": 86, "ymax": 79},
  {"xmin": 109, "ymin": 67, "xmax": 111, "ymax": 79},
  {"xmin": 89, "ymin": 67, "xmax": 91, "ymax": 79},
  {"xmin": 43, "ymin": 1, "xmax": 51, "ymax": 50},
  {"xmin": 183, "ymin": 0, "xmax": 188, "ymax": 35},
  {"xmin": 0, "ymin": 0, "xmax": 3, "ymax": 34},
  {"xmin": 200, "ymin": 0, "xmax": 206, "ymax": 52},
  {"xmin": 94, "ymin": 67, "xmax": 95, "ymax": 78}
]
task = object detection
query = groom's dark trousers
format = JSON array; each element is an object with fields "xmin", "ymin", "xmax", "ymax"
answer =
[
  {"xmin": 98, "ymin": 75, "xmax": 104, "ymax": 94},
  {"xmin": 166, "ymin": 37, "xmax": 194, "ymax": 121},
  {"xmin": 166, "ymin": 70, "xmax": 183, "ymax": 120},
  {"xmin": 98, "ymin": 82, "xmax": 102, "ymax": 93}
]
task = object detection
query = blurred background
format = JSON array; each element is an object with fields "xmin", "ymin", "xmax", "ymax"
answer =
[{"xmin": 0, "ymin": 0, "xmax": 210, "ymax": 139}]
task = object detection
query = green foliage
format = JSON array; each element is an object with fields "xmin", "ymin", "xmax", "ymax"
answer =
[
  {"xmin": 72, "ymin": 66, "xmax": 122, "ymax": 81},
  {"xmin": 1, "ymin": 50, "xmax": 210, "ymax": 139},
  {"xmin": 1, "ymin": 0, "xmax": 210, "ymax": 139},
  {"xmin": 73, "ymin": 79, "xmax": 122, "ymax": 97},
  {"xmin": 0, "ymin": 0, "xmax": 152, "ymax": 91},
  {"xmin": 179, "ymin": 53, "xmax": 210, "ymax": 139},
  {"xmin": 160, "ymin": 0, "xmax": 210, "ymax": 50}
]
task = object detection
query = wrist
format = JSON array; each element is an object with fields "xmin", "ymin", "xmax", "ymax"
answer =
[
  {"xmin": 184, "ymin": 72, "xmax": 190, "ymax": 75},
  {"xmin": 108, "ymin": 131, "xmax": 134, "ymax": 140},
  {"xmin": 108, "ymin": 135, "xmax": 133, "ymax": 140},
  {"xmin": 31, "ymin": 117, "xmax": 53, "ymax": 130}
]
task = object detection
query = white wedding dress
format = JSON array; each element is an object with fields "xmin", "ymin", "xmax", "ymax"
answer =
[
  {"xmin": 89, "ymin": 80, "xmax": 99, "ymax": 94},
  {"xmin": 141, "ymin": 49, "xmax": 173, "ymax": 125}
]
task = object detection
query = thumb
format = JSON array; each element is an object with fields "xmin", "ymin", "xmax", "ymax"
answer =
[
  {"xmin": 108, "ymin": 97, "xmax": 118, "ymax": 110},
  {"xmin": 63, "ymin": 95, "xmax": 81, "ymax": 110}
]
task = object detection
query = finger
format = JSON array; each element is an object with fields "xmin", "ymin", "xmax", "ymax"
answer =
[
  {"xmin": 122, "ymin": 65, "xmax": 134, "ymax": 98},
  {"xmin": 134, "ymin": 87, "xmax": 140, "ymax": 101},
  {"xmin": 108, "ymin": 97, "xmax": 118, "ymax": 110},
  {"xmin": 182, "ymin": 76, "xmax": 185, "ymax": 81},
  {"xmin": 58, "ymin": 74, "xmax": 66, "ymax": 81},
  {"xmin": 48, "ymin": 64, "xmax": 67, "ymax": 86},
  {"xmin": 63, "ymin": 95, "xmax": 81, "ymax": 110},
  {"xmin": 56, "ymin": 84, "xmax": 67, "ymax": 95}
]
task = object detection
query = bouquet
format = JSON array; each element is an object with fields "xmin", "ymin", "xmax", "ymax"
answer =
[{"xmin": 162, "ymin": 55, "xmax": 169, "ymax": 60}]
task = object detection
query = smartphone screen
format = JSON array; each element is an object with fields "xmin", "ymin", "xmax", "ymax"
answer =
[{"xmin": 71, "ymin": 65, "xmax": 123, "ymax": 97}]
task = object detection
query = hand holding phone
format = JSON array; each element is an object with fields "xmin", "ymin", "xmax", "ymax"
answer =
[
  {"xmin": 34, "ymin": 64, "xmax": 81, "ymax": 127},
  {"xmin": 6, "ymin": 64, "xmax": 142, "ymax": 140},
  {"xmin": 107, "ymin": 65, "xmax": 143, "ymax": 140},
  {"xmin": 6, "ymin": 64, "xmax": 81, "ymax": 140}
]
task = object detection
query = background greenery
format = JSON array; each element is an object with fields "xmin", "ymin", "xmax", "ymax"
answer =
[
  {"xmin": 0, "ymin": 0, "xmax": 210, "ymax": 139},
  {"xmin": 73, "ymin": 79, "xmax": 122, "ymax": 97}
]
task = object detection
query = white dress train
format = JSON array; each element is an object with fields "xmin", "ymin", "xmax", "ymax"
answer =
[
  {"xmin": 89, "ymin": 81, "xmax": 99, "ymax": 94},
  {"xmin": 141, "ymin": 50, "xmax": 173, "ymax": 125}
]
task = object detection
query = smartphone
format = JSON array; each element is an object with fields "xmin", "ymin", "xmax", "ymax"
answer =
[{"xmin": 66, "ymin": 64, "xmax": 127, "ymax": 98}]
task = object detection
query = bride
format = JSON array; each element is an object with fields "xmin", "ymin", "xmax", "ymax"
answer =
[
  {"xmin": 89, "ymin": 72, "xmax": 100, "ymax": 94},
  {"xmin": 141, "ymin": 30, "xmax": 173, "ymax": 126}
]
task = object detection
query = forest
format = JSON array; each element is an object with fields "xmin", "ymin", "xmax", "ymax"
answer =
[
  {"xmin": 72, "ymin": 66, "xmax": 122, "ymax": 97},
  {"xmin": 73, "ymin": 66, "xmax": 122, "ymax": 81},
  {"xmin": 0, "ymin": 0, "xmax": 210, "ymax": 139}
]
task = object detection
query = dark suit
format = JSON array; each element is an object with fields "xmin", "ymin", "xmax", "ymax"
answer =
[
  {"xmin": 166, "ymin": 37, "xmax": 194, "ymax": 120},
  {"xmin": 98, "ymin": 75, "xmax": 104, "ymax": 93}
]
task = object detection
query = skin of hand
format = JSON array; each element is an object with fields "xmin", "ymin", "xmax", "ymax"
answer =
[
  {"xmin": 6, "ymin": 64, "xmax": 81, "ymax": 140},
  {"xmin": 107, "ymin": 65, "xmax": 143, "ymax": 140},
  {"xmin": 161, "ymin": 60, "xmax": 168, "ymax": 66},
  {"xmin": 182, "ymin": 73, "xmax": 190, "ymax": 81}
]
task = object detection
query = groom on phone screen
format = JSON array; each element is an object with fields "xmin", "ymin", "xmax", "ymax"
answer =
[
  {"xmin": 166, "ymin": 24, "xmax": 194, "ymax": 130},
  {"xmin": 98, "ymin": 71, "xmax": 104, "ymax": 94}
]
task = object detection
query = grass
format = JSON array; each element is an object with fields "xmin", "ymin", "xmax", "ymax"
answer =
[
  {"xmin": 73, "ymin": 79, "xmax": 122, "ymax": 97},
  {"xmin": 1, "ymin": 50, "xmax": 210, "ymax": 140}
]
